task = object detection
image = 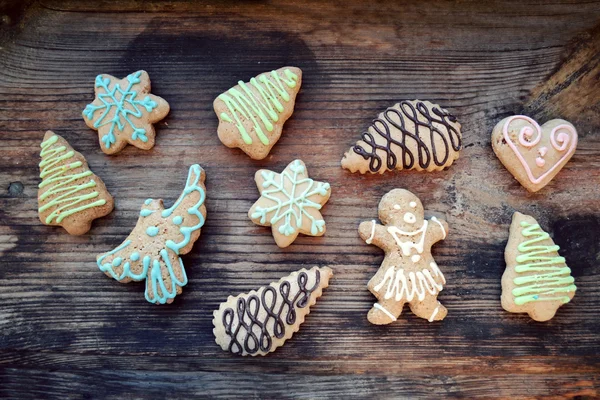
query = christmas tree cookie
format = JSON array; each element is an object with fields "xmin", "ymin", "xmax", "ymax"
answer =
[
  {"xmin": 214, "ymin": 67, "xmax": 302, "ymax": 160},
  {"xmin": 38, "ymin": 131, "xmax": 114, "ymax": 235},
  {"xmin": 83, "ymin": 70, "xmax": 170, "ymax": 155},
  {"xmin": 501, "ymin": 212, "xmax": 576, "ymax": 321},
  {"xmin": 213, "ymin": 266, "xmax": 333, "ymax": 356},
  {"xmin": 97, "ymin": 165, "xmax": 206, "ymax": 304},
  {"xmin": 359, "ymin": 189, "xmax": 449, "ymax": 324},
  {"xmin": 249, "ymin": 160, "xmax": 331, "ymax": 248},
  {"xmin": 341, "ymin": 100, "xmax": 462, "ymax": 174}
]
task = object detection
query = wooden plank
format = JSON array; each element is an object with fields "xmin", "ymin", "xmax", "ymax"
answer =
[{"xmin": 0, "ymin": 0, "xmax": 599, "ymax": 397}]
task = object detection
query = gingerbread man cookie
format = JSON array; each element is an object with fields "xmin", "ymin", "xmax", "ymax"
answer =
[
  {"xmin": 83, "ymin": 70, "xmax": 170, "ymax": 155},
  {"xmin": 359, "ymin": 189, "xmax": 449, "ymax": 324}
]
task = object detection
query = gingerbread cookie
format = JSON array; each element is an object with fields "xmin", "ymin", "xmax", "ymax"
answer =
[
  {"xmin": 83, "ymin": 70, "xmax": 170, "ymax": 155},
  {"xmin": 501, "ymin": 212, "xmax": 576, "ymax": 321},
  {"xmin": 38, "ymin": 131, "xmax": 114, "ymax": 235},
  {"xmin": 491, "ymin": 115, "xmax": 577, "ymax": 192},
  {"xmin": 249, "ymin": 160, "xmax": 331, "ymax": 248},
  {"xmin": 214, "ymin": 67, "xmax": 302, "ymax": 160},
  {"xmin": 359, "ymin": 189, "xmax": 449, "ymax": 324},
  {"xmin": 341, "ymin": 100, "xmax": 462, "ymax": 174},
  {"xmin": 97, "ymin": 164, "xmax": 206, "ymax": 304},
  {"xmin": 213, "ymin": 266, "xmax": 333, "ymax": 356}
]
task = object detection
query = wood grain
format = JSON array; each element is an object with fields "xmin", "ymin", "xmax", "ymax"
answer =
[{"xmin": 1, "ymin": 0, "xmax": 599, "ymax": 398}]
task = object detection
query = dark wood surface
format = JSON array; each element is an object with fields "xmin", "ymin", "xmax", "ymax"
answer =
[{"xmin": 1, "ymin": 1, "xmax": 599, "ymax": 398}]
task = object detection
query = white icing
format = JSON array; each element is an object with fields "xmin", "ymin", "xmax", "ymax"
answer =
[
  {"xmin": 428, "ymin": 304, "xmax": 440, "ymax": 322},
  {"xmin": 365, "ymin": 220, "xmax": 376, "ymax": 244},
  {"xmin": 374, "ymin": 263, "xmax": 445, "ymax": 302},
  {"xmin": 403, "ymin": 212, "xmax": 416, "ymax": 224},
  {"xmin": 393, "ymin": 204, "xmax": 401, "ymax": 210},
  {"xmin": 409, "ymin": 201, "xmax": 417, "ymax": 208},
  {"xmin": 387, "ymin": 220, "xmax": 428, "ymax": 256},
  {"xmin": 411, "ymin": 255, "xmax": 421, "ymax": 263},
  {"xmin": 373, "ymin": 302, "xmax": 397, "ymax": 321},
  {"xmin": 430, "ymin": 216, "xmax": 446, "ymax": 239},
  {"xmin": 430, "ymin": 262, "xmax": 446, "ymax": 284}
]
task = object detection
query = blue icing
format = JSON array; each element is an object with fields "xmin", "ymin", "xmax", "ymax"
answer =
[
  {"xmin": 144, "ymin": 198, "xmax": 153, "ymax": 205},
  {"xmin": 95, "ymin": 165, "xmax": 206, "ymax": 305},
  {"xmin": 140, "ymin": 209, "xmax": 153, "ymax": 217},
  {"xmin": 146, "ymin": 226, "xmax": 159, "ymax": 237},
  {"xmin": 82, "ymin": 71, "xmax": 159, "ymax": 149}
]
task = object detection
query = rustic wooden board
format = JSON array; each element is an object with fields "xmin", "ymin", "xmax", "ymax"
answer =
[{"xmin": 1, "ymin": 0, "xmax": 599, "ymax": 398}]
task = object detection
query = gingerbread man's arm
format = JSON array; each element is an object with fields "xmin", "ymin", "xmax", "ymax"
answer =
[
  {"xmin": 359, "ymin": 220, "xmax": 396, "ymax": 251},
  {"xmin": 426, "ymin": 216, "xmax": 449, "ymax": 244}
]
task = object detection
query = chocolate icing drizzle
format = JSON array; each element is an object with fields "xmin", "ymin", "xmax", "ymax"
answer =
[
  {"xmin": 222, "ymin": 269, "xmax": 321, "ymax": 355},
  {"xmin": 352, "ymin": 101, "xmax": 461, "ymax": 172}
]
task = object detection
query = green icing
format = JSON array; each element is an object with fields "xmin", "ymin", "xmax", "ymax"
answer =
[
  {"xmin": 512, "ymin": 221, "xmax": 576, "ymax": 305},
  {"xmin": 39, "ymin": 134, "xmax": 106, "ymax": 224},
  {"xmin": 218, "ymin": 68, "xmax": 299, "ymax": 146}
]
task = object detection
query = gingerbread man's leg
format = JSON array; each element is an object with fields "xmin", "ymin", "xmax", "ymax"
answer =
[
  {"xmin": 409, "ymin": 296, "xmax": 447, "ymax": 322},
  {"xmin": 367, "ymin": 298, "xmax": 405, "ymax": 325}
]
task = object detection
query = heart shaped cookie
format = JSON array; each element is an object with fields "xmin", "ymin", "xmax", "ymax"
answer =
[{"xmin": 492, "ymin": 115, "xmax": 577, "ymax": 192}]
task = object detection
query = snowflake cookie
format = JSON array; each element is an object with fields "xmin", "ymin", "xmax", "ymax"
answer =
[
  {"xmin": 82, "ymin": 70, "xmax": 170, "ymax": 155},
  {"xmin": 249, "ymin": 159, "xmax": 332, "ymax": 248}
]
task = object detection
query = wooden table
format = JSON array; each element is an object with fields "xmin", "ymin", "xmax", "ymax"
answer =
[{"xmin": 1, "ymin": 1, "xmax": 599, "ymax": 398}]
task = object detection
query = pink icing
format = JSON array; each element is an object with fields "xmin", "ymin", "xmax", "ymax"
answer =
[{"xmin": 502, "ymin": 115, "xmax": 577, "ymax": 184}]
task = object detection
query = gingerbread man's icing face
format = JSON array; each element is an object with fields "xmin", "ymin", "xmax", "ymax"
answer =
[{"xmin": 378, "ymin": 189, "xmax": 424, "ymax": 230}]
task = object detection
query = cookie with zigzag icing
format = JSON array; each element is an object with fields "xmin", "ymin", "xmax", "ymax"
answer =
[
  {"xmin": 501, "ymin": 212, "xmax": 576, "ymax": 321},
  {"xmin": 38, "ymin": 131, "xmax": 114, "ymax": 235},
  {"xmin": 341, "ymin": 100, "xmax": 462, "ymax": 174},
  {"xmin": 213, "ymin": 266, "xmax": 333, "ymax": 356},
  {"xmin": 214, "ymin": 67, "xmax": 302, "ymax": 160}
]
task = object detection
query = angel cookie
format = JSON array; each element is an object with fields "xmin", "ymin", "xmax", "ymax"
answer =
[
  {"xmin": 38, "ymin": 131, "xmax": 114, "ymax": 235},
  {"xmin": 501, "ymin": 212, "xmax": 576, "ymax": 321},
  {"xmin": 492, "ymin": 115, "xmax": 577, "ymax": 192},
  {"xmin": 97, "ymin": 165, "xmax": 206, "ymax": 304},
  {"xmin": 359, "ymin": 189, "xmax": 449, "ymax": 324},
  {"xmin": 249, "ymin": 160, "xmax": 331, "ymax": 248},
  {"xmin": 83, "ymin": 70, "xmax": 170, "ymax": 155},
  {"xmin": 342, "ymin": 100, "xmax": 462, "ymax": 174},
  {"xmin": 213, "ymin": 266, "xmax": 333, "ymax": 356},
  {"xmin": 214, "ymin": 67, "xmax": 302, "ymax": 160}
]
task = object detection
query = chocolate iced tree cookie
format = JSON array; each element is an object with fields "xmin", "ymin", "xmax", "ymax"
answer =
[
  {"xmin": 213, "ymin": 266, "xmax": 333, "ymax": 356},
  {"xmin": 342, "ymin": 100, "xmax": 461, "ymax": 174}
]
